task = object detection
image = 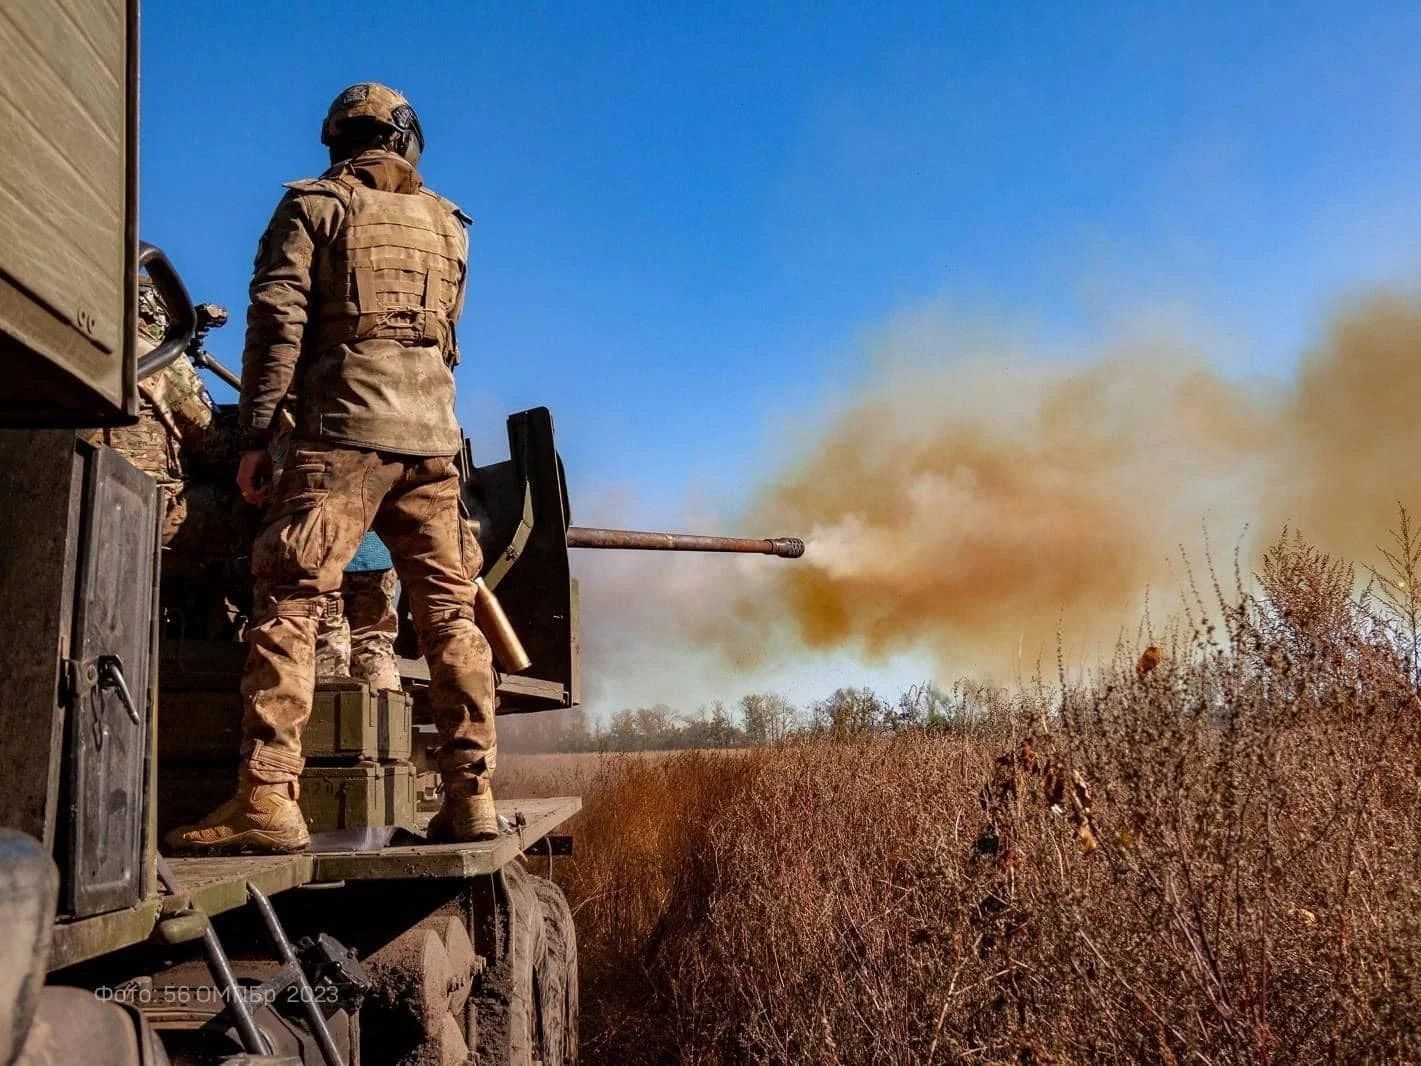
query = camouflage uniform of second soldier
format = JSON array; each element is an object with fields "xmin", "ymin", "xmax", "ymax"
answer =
[
  {"xmin": 315, "ymin": 535, "xmax": 401, "ymax": 692},
  {"xmin": 168, "ymin": 83, "xmax": 498, "ymax": 854},
  {"xmin": 92, "ymin": 282, "xmax": 236, "ymax": 548}
]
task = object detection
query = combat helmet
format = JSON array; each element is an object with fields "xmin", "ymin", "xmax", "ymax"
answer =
[{"xmin": 320, "ymin": 82, "xmax": 424, "ymax": 164}]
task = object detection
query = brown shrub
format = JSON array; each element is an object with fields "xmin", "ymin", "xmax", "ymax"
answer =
[{"xmin": 538, "ymin": 532, "xmax": 1421, "ymax": 1063}]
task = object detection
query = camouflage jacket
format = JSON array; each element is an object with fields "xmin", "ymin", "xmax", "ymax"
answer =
[
  {"xmin": 96, "ymin": 284, "xmax": 224, "ymax": 487},
  {"xmin": 238, "ymin": 150, "xmax": 469, "ymax": 457},
  {"xmin": 100, "ymin": 354, "xmax": 222, "ymax": 477}
]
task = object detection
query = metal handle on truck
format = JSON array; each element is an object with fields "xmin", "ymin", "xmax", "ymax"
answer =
[{"xmin": 135, "ymin": 242, "xmax": 197, "ymax": 381}]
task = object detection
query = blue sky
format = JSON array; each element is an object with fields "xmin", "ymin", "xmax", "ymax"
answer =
[
  {"xmin": 140, "ymin": 2, "xmax": 1421, "ymax": 705},
  {"xmin": 142, "ymin": 1, "xmax": 1421, "ymax": 515}
]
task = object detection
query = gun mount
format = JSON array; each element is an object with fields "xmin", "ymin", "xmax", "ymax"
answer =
[
  {"xmin": 442, "ymin": 406, "xmax": 804, "ymax": 714},
  {"xmin": 187, "ymin": 302, "xmax": 242, "ymax": 389}
]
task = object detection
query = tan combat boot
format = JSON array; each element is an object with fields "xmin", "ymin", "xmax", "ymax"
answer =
[
  {"xmin": 426, "ymin": 782, "xmax": 500, "ymax": 843},
  {"xmin": 164, "ymin": 779, "xmax": 310, "ymax": 855}
]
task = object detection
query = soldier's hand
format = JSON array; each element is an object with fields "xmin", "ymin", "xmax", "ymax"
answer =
[{"xmin": 237, "ymin": 449, "xmax": 275, "ymax": 505}]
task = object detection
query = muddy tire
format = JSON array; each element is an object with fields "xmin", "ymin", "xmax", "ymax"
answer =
[
  {"xmin": 475, "ymin": 862, "xmax": 578, "ymax": 1065},
  {"xmin": 532, "ymin": 875, "xmax": 579, "ymax": 1064},
  {"xmin": 361, "ymin": 922, "xmax": 470, "ymax": 1066}
]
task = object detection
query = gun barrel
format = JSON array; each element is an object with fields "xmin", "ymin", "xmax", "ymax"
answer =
[
  {"xmin": 565, "ymin": 526, "xmax": 805, "ymax": 558},
  {"xmin": 194, "ymin": 349, "xmax": 242, "ymax": 390}
]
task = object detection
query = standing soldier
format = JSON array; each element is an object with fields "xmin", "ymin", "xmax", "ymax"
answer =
[{"xmin": 167, "ymin": 83, "xmax": 498, "ymax": 854}]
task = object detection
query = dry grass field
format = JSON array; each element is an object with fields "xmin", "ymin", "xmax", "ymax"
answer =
[
  {"xmin": 505, "ymin": 533, "xmax": 1421, "ymax": 1064},
  {"xmin": 498, "ymin": 749, "xmax": 749, "ymax": 798},
  {"xmin": 497, "ymin": 751, "xmax": 609, "ymax": 798}
]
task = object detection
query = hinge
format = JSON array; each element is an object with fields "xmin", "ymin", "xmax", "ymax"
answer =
[{"xmin": 61, "ymin": 657, "xmax": 99, "ymax": 705}]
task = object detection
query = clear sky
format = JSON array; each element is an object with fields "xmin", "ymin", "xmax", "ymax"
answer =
[{"xmin": 139, "ymin": 2, "xmax": 1421, "ymax": 707}]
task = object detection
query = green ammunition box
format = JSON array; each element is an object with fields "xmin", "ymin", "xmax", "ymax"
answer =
[
  {"xmin": 157, "ymin": 759, "xmax": 417, "ymax": 840},
  {"xmin": 157, "ymin": 680, "xmax": 411, "ymax": 763},
  {"xmin": 306, "ymin": 681, "xmax": 412, "ymax": 762},
  {"xmin": 299, "ymin": 760, "xmax": 417, "ymax": 833}
]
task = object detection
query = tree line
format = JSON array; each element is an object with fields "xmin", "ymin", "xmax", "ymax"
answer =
[{"xmin": 496, "ymin": 682, "xmax": 996, "ymax": 753}]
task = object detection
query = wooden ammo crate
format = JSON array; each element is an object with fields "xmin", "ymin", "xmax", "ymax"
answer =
[
  {"xmin": 158, "ymin": 680, "xmax": 411, "ymax": 762},
  {"xmin": 300, "ymin": 760, "xmax": 416, "ymax": 833}
]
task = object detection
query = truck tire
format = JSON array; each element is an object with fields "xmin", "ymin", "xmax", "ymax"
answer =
[
  {"xmin": 475, "ymin": 863, "xmax": 578, "ymax": 1066},
  {"xmin": 531, "ymin": 876, "xmax": 578, "ymax": 1065},
  {"xmin": 362, "ymin": 923, "xmax": 464, "ymax": 1066}
]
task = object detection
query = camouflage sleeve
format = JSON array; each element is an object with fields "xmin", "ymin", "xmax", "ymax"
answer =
[
  {"xmin": 238, "ymin": 190, "xmax": 341, "ymax": 445},
  {"xmin": 162, "ymin": 358, "xmax": 216, "ymax": 449},
  {"xmin": 448, "ymin": 221, "xmax": 470, "ymax": 366}
]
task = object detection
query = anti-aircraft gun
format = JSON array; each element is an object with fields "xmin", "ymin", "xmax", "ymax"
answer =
[
  {"xmin": 151, "ymin": 317, "xmax": 804, "ymax": 717},
  {"xmin": 155, "ymin": 398, "xmax": 804, "ymax": 815}
]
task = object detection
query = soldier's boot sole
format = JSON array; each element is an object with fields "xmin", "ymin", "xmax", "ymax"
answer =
[{"xmin": 165, "ymin": 828, "xmax": 311, "ymax": 857}]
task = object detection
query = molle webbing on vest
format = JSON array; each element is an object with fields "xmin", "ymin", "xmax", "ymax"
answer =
[{"xmin": 312, "ymin": 183, "xmax": 464, "ymax": 354}]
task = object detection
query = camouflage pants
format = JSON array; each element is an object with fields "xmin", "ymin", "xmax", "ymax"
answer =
[
  {"xmin": 314, "ymin": 569, "xmax": 400, "ymax": 691},
  {"xmin": 242, "ymin": 441, "xmax": 496, "ymax": 788}
]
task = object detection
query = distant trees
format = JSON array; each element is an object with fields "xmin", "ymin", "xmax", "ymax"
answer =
[
  {"xmin": 739, "ymin": 693, "xmax": 800, "ymax": 744},
  {"xmin": 808, "ymin": 687, "xmax": 885, "ymax": 735},
  {"xmin": 494, "ymin": 680, "xmax": 987, "ymax": 753},
  {"xmin": 683, "ymin": 702, "xmax": 739, "ymax": 749},
  {"xmin": 636, "ymin": 705, "xmax": 674, "ymax": 741}
]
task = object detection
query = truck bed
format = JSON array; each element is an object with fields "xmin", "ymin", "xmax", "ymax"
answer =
[{"xmin": 48, "ymin": 795, "xmax": 580, "ymax": 971}]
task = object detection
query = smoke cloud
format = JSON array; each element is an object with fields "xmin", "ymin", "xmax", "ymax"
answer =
[
  {"xmin": 702, "ymin": 290, "xmax": 1421, "ymax": 679},
  {"xmin": 567, "ymin": 286, "xmax": 1421, "ymax": 706}
]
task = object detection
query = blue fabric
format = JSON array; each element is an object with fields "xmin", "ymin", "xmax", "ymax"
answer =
[{"xmin": 346, "ymin": 531, "xmax": 393, "ymax": 573}]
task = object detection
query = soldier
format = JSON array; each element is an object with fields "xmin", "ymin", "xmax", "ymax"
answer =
[
  {"xmin": 98, "ymin": 289, "xmax": 257, "ymax": 642},
  {"xmin": 94, "ymin": 280, "xmax": 233, "ymax": 546},
  {"xmin": 316, "ymin": 531, "xmax": 401, "ymax": 693},
  {"xmin": 167, "ymin": 83, "xmax": 498, "ymax": 855}
]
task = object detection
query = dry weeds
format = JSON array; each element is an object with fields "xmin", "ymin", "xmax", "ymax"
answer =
[{"xmin": 525, "ymin": 531, "xmax": 1421, "ymax": 1064}]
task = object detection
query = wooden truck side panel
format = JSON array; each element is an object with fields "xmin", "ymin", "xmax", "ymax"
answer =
[{"xmin": 0, "ymin": 0, "xmax": 138, "ymax": 424}]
